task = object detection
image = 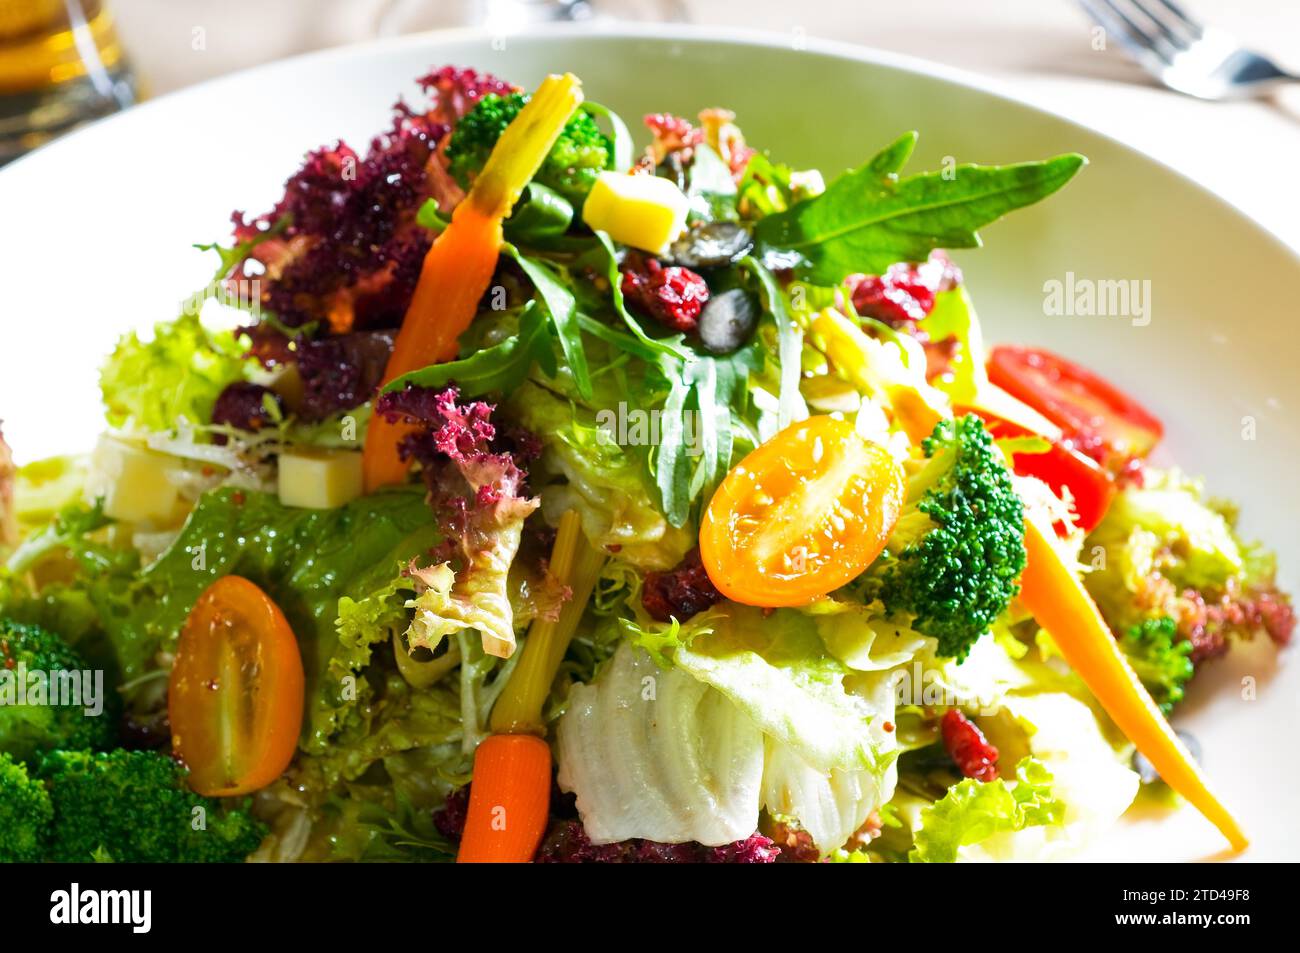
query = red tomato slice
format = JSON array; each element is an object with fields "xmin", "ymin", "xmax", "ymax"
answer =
[
  {"xmin": 961, "ymin": 405, "xmax": 1115, "ymax": 533},
  {"xmin": 700, "ymin": 416, "xmax": 905, "ymax": 607},
  {"xmin": 987, "ymin": 345, "xmax": 1163, "ymax": 466},
  {"xmin": 169, "ymin": 575, "xmax": 304, "ymax": 797}
]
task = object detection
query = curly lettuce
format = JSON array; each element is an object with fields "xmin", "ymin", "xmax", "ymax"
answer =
[
  {"xmin": 910, "ymin": 756, "xmax": 1063, "ymax": 863},
  {"xmin": 375, "ymin": 385, "xmax": 540, "ymax": 659},
  {"xmin": 1084, "ymin": 467, "xmax": 1292, "ymax": 660},
  {"xmin": 100, "ymin": 312, "xmax": 250, "ymax": 433}
]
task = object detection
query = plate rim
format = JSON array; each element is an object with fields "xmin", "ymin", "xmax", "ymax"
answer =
[{"xmin": 3, "ymin": 20, "xmax": 1298, "ymax": 270}]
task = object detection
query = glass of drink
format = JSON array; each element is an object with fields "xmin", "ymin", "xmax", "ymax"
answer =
[{"xmin": 0, "ymin": 0, "xmax": 136, "ymax": 165}]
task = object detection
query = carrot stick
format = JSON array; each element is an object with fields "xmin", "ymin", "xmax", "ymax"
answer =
[
  {"xmin": 456, "ymin": 512, "xmax": 604, "ymax": 863},
  {"xmin": 363, "ymin": 73, "xmax": 585, "ymax": 492},
  {"xmin": 456, "ymin": 733, "xmax": 553, "ymax": 863},
  {"xmin": 1019, "ymin": 517, "xmax": 1248, "ymax": 852},
  {"xmin": 362, "ymin": 211, "xmax": 505, "ymax": 490}
]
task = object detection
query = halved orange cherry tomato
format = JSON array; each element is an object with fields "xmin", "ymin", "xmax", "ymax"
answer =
[
  {"xmin": 169, "ymin": 575, "xmax": 304, "ymax": 797},
  {"xmin": 700, "ymin": 416, "xmax": 905, "ymax": 607},
  {"xmin": 987, "ymin": 345, "xmax": 1163, "ymax": 466}
]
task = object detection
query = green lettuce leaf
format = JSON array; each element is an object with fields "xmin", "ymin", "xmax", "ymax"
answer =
[
  {"xmin": 100, "ymin": 312, "xmax": 250, "ymax": 432},
  {"xmin": 624, "ymin": 604, "xmax": 885, "ymax": 774},
  {"xmin": 1088, "ymin": 469, "xmax": 1243, "ymax": 595},
  {"xmin": 910, "ymin": 756, "xmax": 1064, "ymax": 863},
  {"xmin": 31, "ymin": 487, "xmax": 435, "ymax": 747},
  {"xmin": 255, "ymin": 671, "xmax": 468, "ymax": 862}
]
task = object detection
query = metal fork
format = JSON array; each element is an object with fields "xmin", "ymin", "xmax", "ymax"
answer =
[{"xmin": 1078, "ymin": 0, "xmax": 1300, "ymax": 100}]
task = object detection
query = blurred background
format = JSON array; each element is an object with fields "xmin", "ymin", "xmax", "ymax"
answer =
[{"xmin": 2, "ymin": 0, "xmax": 1298, "ymax": 242}]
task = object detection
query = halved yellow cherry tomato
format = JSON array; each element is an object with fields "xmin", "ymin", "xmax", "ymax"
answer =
[
  {"xmin": 700, "ymin": 416, "xmax": 905, "ymax": 607},
  {"xmin": 168, "ymin": 575, "xmax": 304, "ymax": 797}
]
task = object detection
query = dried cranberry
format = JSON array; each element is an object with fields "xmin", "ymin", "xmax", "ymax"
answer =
[
  {"xmin": 210, "ymin": 382, "xmax": 281, "ymax": 443},
  {"xmin": 941, "ymin": 708, "xmax": 1000, "ymax": 782},
  {"xmin": 620, "ymin": 255, "xmax": 710, "ymax": 333},
  {"xmin": 433, "ymin": 785, "xmax": 471, "ymax": 841},
  {"xmin": 641, "ymin": 549, "xmax": 723, "ymax": 623},
  {"xmin": 850, "ymin": 263, "xmax": 936, "ymax": 324},
  {"xmin": 848, "ymin": 250, "xmax": 962, "ymax": 327}
]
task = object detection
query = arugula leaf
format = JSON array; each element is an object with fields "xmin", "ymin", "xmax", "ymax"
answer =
[
  {"xmin": 743, "ymin": 256, "xmax": 807, "ymax": 431},
  {"xmin": 383, "ymin": 302, "xmax": 551, "ymax": 398},
  {"xmin": 576, "ymin": 312, "xmax": 664, "ymax": 363},
  {"xmin": 649, "ymin": 341, "xmax": 761, "ymax": 528},
  {"xmin": 501, "ymin": 244, "xmax": 591, "ymax": 399},
  {"xmin": 583, "ymin": 101, "xmax": 634, "ymax": 173},
  {"xmin": 755, "ymin": 142, "xmax": 1086, "ymax": 284},
  {"xmin": 653, "ymin": 368, "xmax": 694, "ymax": 529},
  {"xmin": 867, "ymin": 131, "xmax": 918, "ymax": 178}
]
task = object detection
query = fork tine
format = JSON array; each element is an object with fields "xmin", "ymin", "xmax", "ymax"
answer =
[
  {"xmin": 1122, "ymin": 0, "xmax": 1195, "ymax": 52},
  {"xmin": 1079, "ymin": 0, "xmax": 1169, "ymax": 67},
  {"xmin": 1096, "ymin": 0, "xmax": 1177, "ymax": 66},
  {"xmin": 1150, "ymin": 0, "xmax": 1205, "ymax": 40}
]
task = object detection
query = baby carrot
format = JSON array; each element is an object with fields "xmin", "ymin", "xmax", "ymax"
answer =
[
  {"xmin": 1019, "ymin": 517, "xmax": 1248, "ymax": 853},
  {"xmin": 456, "ymin": 734, "xmax": 554, "ymax": 863},
  {"xmin": 363, "ymin": 73, "xmax": 584, "ymax": 491}
]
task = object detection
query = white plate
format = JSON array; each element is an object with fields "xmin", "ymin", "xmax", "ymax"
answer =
[{"xmin": 1, "ymin": 22, "xmax": 1295, "ymax": 862}]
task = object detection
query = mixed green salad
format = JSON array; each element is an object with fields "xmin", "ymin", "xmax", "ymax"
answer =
[{"xmin": 0, "ymin": 67, "xmax": 1291, "ymax": 863}]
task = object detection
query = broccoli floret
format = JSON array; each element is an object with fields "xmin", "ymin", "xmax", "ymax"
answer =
[
  {"xmin": 862, "ymin": 416, "xmax": 1026, "ymax": 661},
  {"xmin": 445, "ymin": 92, "xmax": 612, "ymax": 205},
  {"xmin": 0, "ymin": 751, "xmax": 52, "ymax": 862},
  {"xmin": 39, "ymin": 749, "xmax": 267, "ymax": 863},
  {"xmin": 0, "ymin": 619, "xmax": 116, "ymax": 762},
  {"xmin": 1119, "ymin": 617, "xmax": 1193, "ymax": 714}
]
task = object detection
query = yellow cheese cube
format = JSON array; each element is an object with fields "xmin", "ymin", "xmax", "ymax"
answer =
[
  {"xmin": 278, "ymin": 449, "xmax": 363, "ymax": 510},
  {"xmin": 86, "ymin": 435, "xmax": 184, "ymax": 526},
  {"xmin": 581, "ymin": 171, "xmax": 690, "ymax": 254}
]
